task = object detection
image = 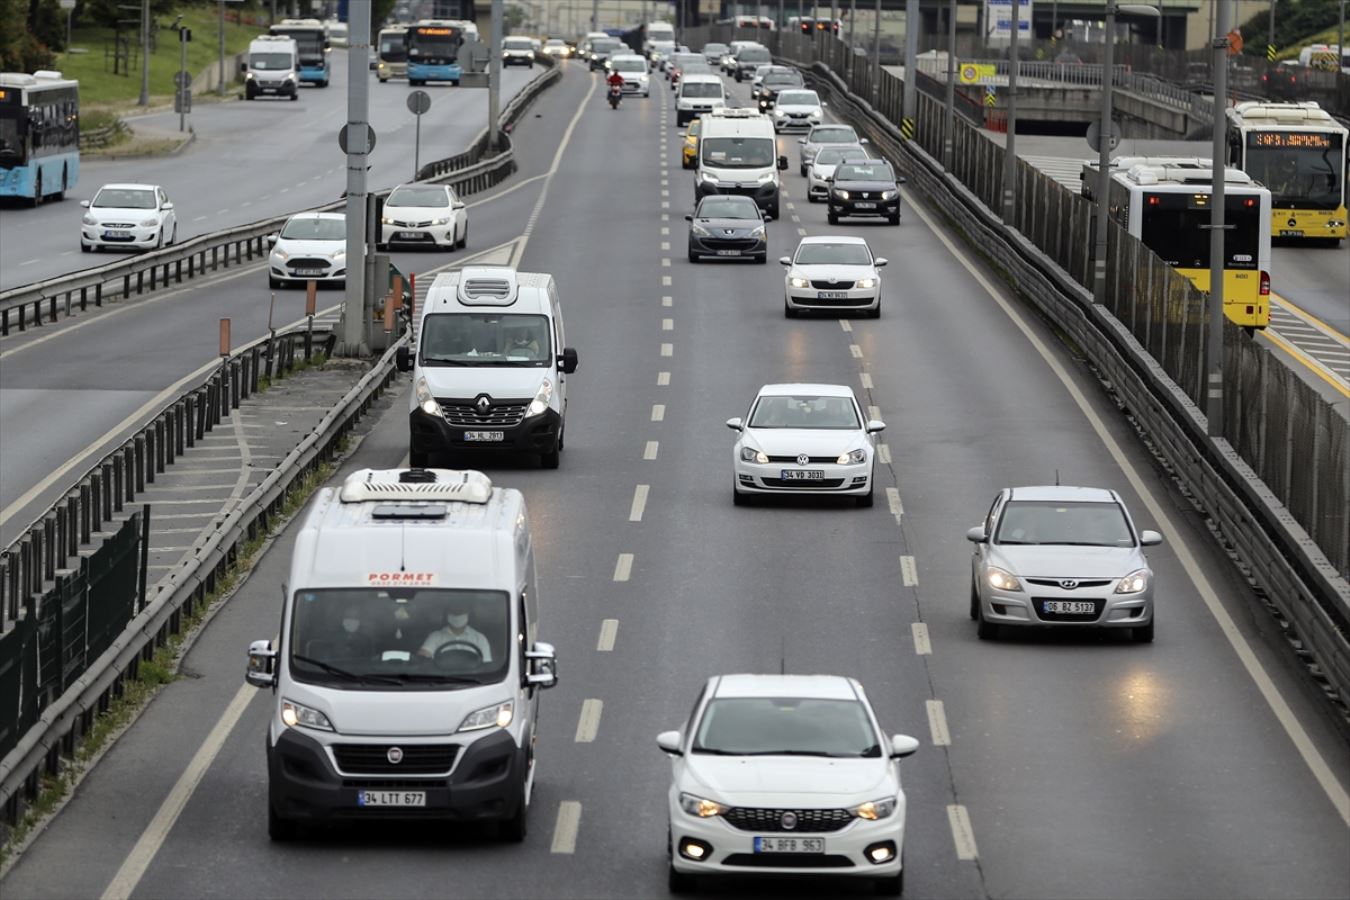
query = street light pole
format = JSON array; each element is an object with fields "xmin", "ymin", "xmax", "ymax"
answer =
[
  {"xmin": 1207, "ymin": 0, "xmax": 1232, "ymax": 436},
  {"xmin": 902, "ymin": 0, "xmax": 917, "ymax": 124},
  {"xmin": 490, "ymin": 0, "xmax": 503, "ymax": 149},
  {"xmin": 1002, "ymin": 0, "xmax": 1020, "ymax": 221},
  {"xmin": 218, "ymin": 0, "xmax": 227, "ymax": 97},
  {"xmin": 1266, "ymin": 0, "xmax": 1275, "ymax": 64},
  {"xmin": 139, "ymin": 0, "xmax": 149, "ymax": 106},
  {"xmin": 942, "ymin": 0, "xmax": 956, "ymax": 168},
  {"xmin": 339, "ymin": 0, "xmax": 372, "ymax": 357}
]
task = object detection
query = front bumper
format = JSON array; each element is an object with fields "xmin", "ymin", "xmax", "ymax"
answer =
[
  {"xmin": 785, "ymin": 284, "xmax": 879, "ymax": 312},
  {"xmin": 410, "ymin": 406, "xmax": 562, "ymax": 456},
  {"xmin": 268, "ymin": 725, "xmax": 526, "ymax": 825},
  {"xmin": 689, "ymin": 232, "xmax": 766, "ymax": 259},
  {"xmin": 269, "ymin": 255, "xmax": 347, "ymax": 283},
  {"xmin": 246, "ymin": 78, "xmax": 297, "ymax": 95},
  {"xmin": 830, "ymin": 195, "xmax": 900, "ymax": 219},
  {"xmin": 775, "ymin": 114, "xmax": 820, "ymax": 132},
  {"xmin": 669, "ymin": 806, "xmax": 903, "ymax": 877},
  {"xmin": 503, "ymin": 53, "xmax": 534, "ymax": 66},
  {"xmin": 381, "ymin": 221, "xmax": 456, "ymax": 247},
  {"xmin": 734, "ymin": 459, "xmax": 872, "ymax": 495},
  {"xmin": 806, "ymin": 174, "xmax": 831, "ymax": 199},
  {"xmin": 82, "ymin": 224, "xmax": 160, "ymax": 249},
  {"xmin": 677, "ymin": 103, "xmax": 723, "ymax": 122},
  {"xmin": 979, "ymin": 584, "xmax": 1154, "ymax": 629}
]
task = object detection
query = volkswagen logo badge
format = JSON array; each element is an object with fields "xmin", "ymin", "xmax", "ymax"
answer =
[
  {"xmin": 386, "ymin": 746, "xmax": 404, "ymax": 765},
  {"xmin": 797, "ymin": 453, "xmax": 810, "ymax": 466},
  {"xmin": 780, "ymin": 811, "xmax": 798, "ymax": 830},
  {"xmin": 1059, "ymin": 579, "xmax": 1079, "ymax": 590},
  {"xmin": 475, "ymin": 395, "xmax": 491, "ymax": 413}
]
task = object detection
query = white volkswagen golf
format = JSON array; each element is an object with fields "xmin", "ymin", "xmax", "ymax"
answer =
[
  {"xmin": 659, "ymin": 674, "xmax": 920, "ymax": 895},
  {"xmin": 781, "ymin": 236, "xmax": 886, "ymax": 318},
  {"xmin": 728, "ymin": 383, "xmax": 884, "ymax": 507}
]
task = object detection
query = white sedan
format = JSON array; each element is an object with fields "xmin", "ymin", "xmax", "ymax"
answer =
[
  {"xmin": 379, "ymin": 183, "xmax": 468, "ymax": 250},
  {"xmin": 608, "ymin": 54, "xmax": 651, "ymax": 96},
  {"xmin": 727, "ymin": 383, "xmax": 884, "ymax": 507},
  {"xmin": 781, "ymin": 236, "xmax": 886, "ymax": 318},
  {"xmin": 267, "ymin": 212, "xmax": 347, "ymax": 288},
  {"xmin": 659, "ymin": 673, "xmax": 919, "ymax": 895},
  {"xmin": 80, "ymin": 183, "xmax": 177, "ymax": 252},
  {"xmin": 806, "ymin": 144, "xmax": 868, "ymax": 202},
  {"xmin": 772, "ymin": 88, "xmax": 825, "ymax": 133}
]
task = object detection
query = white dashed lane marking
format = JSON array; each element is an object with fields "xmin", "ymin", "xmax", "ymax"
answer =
[
  {"xmin": 901, "ymin": 555, "xmax": 917, "ymax": 585},
  {"xmin": 575, "ymin": 699, "xmax": 603, "ymax": 743},
  {"xmin": 597, "ymin": 619, "xmax": 618, "ymax": 651},
  {"xmin": 629, "ymin": 484, "xmax": 650, "ymax": 522},
  {"xmin": 658, "ymin": 371, "xmax": 671, "ymax": 385},
  {"xmin": 644, "ymin": 440, "xmax": 660, "ymax": 460},
  {"xmin": 886, "ymin": 488, "xmax": 903, "ymax": 516},
  {"xmin": 927, "ymin": 700, "xmax": 951, "ymax": 746},
  {"xmin": 551, "ymin": 802, "xmax": 582, "ymax": 854},
  {"xmin": 613, "ymin": 554, "xmax": 634, "ymax": 582},
  {"xmin": 661, "ymin": 343, "xmax": 673, "ymax": 357},
  {"xmin": 651, "ymin": 404, "xmax": 666, "ymax": 422},
  {"xmin": 911, "ymin": 622, "xmax": 931, "ymax": 655},
  {"xmin": 948, "ymin": 805, "xmax": 979, "ymax": 860}
]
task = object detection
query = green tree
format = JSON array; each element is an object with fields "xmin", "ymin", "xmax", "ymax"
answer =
[
  {"xmin": 1, "ymin": 0, "xmax": 55, "ymax": 69},
  {"xmin": 1239, "ymin": 0, "xmax": 1341, "ymax": 57}
]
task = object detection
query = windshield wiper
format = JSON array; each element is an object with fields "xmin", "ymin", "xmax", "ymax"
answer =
[
  {"xmin": 997, "ymin": 540, "xmax": 1039, "ymax": 545},
  {"xmin": 738, "ymin": 749, "xmax": 836, "ymax": 757},
  {"xmin": 388, "ymin": 673, "xmax": 484, "ymax": 685},
  {"xmin": 690, "ymin": 747, "xmax": 743, "ymax": 755},
  {"xmin": 419, "ymin": 356, "xmax": 471, "ymax": 366},
  {"xmin": 1039, "ymin": 541, "xmax": 1110, "ymax": 546},
  {"xmin": 292, "ymin": 654, "xmax": 402, "ymax": 686}
]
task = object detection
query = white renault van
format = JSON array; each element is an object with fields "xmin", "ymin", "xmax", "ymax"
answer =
[
  {"xmin": 676, "ymin": 73, "xmax": 726, "ymax": 126},
  {"xmin": 397, "ymin": 267, "xmax": 579, "ymax": 469},
  {"xmin": 245, "ymin": 467, "xmax": 559, "ymax": 841},
  {"xmin": 694, "ymin": 108, "xmax": 788, "ymax": 219}
]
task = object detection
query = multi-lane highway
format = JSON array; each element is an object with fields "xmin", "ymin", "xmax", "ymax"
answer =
[
  {"xmin": 0, "ymin": 55, "xmax": 539, "ymax": 290},
  {"xmin": 2, "ymin": 61, "xmax": 1347, "ymax": 900}
]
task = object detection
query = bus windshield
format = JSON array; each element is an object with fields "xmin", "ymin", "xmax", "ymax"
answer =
[
  {"xmin": 379, "ymin": 34, "xmax": 407, "ymax": 62},
  {"xmin": 408, "ymin": 27, "xmax": 462, "ymax": 64},
  {"xmin": 271, "ymin": 28, "xmax": 325, "ymax": 61},
  {"xmin": 1244, "ymin": 132, "xmax": 1344, "ymax": 209},
  {"xmin": 0, "ymin": 108, "xmax": 21, "ymax": 162},
  {"xmin": 1140, "ymin": 193, "xmax": 1263, "ymax": 270}
]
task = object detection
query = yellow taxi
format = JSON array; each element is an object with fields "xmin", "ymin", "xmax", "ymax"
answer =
[{"xmin": 681, "ymin": 118, "xmax": 701, "ymax": 170}]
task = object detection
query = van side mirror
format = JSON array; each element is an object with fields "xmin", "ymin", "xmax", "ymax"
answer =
[
  {"xmin": 525, "ymin": 641, "xmax": 558, "ymax": 689},
  {"xmin": 559, "ymin": 347, "xmax": 579, "ymax": 374},
  {"xmin": 396, "ymin": 345, "xmax": 412, "ymax": 372},
  {"xmin": 245, "ymin": 639, "xmax": 277, "ymax": 688},
  {"xmin": 777, "ymin": 155, "xmax": 788, "ymax": 170},
  {"xmin": 656, "ymin": 730, "xmax": 683, "ymax": 756}
]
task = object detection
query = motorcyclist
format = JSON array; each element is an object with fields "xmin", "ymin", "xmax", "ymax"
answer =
[{"xmin": 606, "ymin": 69, "xmax": 625, "ymax": 95}]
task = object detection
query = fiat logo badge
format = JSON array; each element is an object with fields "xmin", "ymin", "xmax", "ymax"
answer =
[
  {"xmin": 780, "ymin": 811, "xmax": 798, "ymax": 830},
  {"xmin": 386, "ymin": 746, "xmax": 404, "ymax": 765},
  {"xmin": 796, "ymin": 454, "xmax": 810, "ymax": 466}
]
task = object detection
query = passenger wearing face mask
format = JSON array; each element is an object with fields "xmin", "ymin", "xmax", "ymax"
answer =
[
  {"xmin": 418, "ymin": 603, "xmax": 493, "ymax": 663},
  {"xmin": 333, "ymin": 604, "xmax": 374, "ymax": 658}
]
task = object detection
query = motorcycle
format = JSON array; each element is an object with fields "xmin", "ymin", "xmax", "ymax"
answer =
[{"xmin": 607, "ymin": 83, "xmax": 622, "ymax": 109}]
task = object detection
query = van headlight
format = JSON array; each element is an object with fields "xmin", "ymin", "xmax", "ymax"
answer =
[
  {"xmin": 757, "ymin": 171, "xmax": 775, "ymax": 184},
  {"xmin": 1115, "ymin": 569, "xmax": 1150, "ymax": 594},
  {"xmin": 699, "ymin": 170, "xmax": 719, "ymax": 184},
  {"xmin": 527, "ymin": 378, "xmax": 554, "ymax": 416},
  {"xmin": 281, "ymin": 698, "xmax": 334, "ymax": 731},
  {"xmin": 414, "ymin": 376, "xmax": 440, "ymax": 416},
  {"xmin": 458, "ymin": 700, "xmax": 514, "ymax": 731}
]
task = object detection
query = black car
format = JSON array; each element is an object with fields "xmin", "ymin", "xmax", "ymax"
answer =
[
  {"xmin": 685, "ymin": 195, "xmax": 767, "ymax": 263},
  {"xmin": 733, "ymin": 46, "xmax": 772, "ymax": 81},
  {"xmin": 828, "ymin": 159, "xmax": 906, "ymax": 225},
  {"xmin": 756, "ymin": 67, "xmax": 804, "ymax": 110},
  {"xmin": 589, "ymin": 39, "xmax": 622, "ymax": 71}
]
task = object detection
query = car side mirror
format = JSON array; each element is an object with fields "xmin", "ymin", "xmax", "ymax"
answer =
[
  {"xmin": 874, "ymin": 258, "xmax": 888, "ymax": 267},
  {"xmin": 266, "ymin": 234, "xmax": 278, "ymax": 246},
  {"xmin": 725, "ymin": 417, "xmax": 743, "ymax": 431},
  {"xmin": 866, "ymin": 419, "xmax": 885, "ymax": 433},
  {"xmin": 559, "ymin": 347, "xmax": 579, "ymax": 374},
  {"xmin": 859, "ymin": 137, "xmax": 869, "ymax": 144},
  {"xmin": 245, "ymin": 639, "xmax": 277, "ymax": 688},
  {"xmin": 966, "ymin": 526, "xmax": 988, "ymax": 543},
  {"xmin": 821, "ymin": 100, "xmax": 828, "ymax": 107},
  {"xmin": 777, "ymin": 155, "xmax": 788, "ymax": 170},
  {"xmin": 396, "ymin": 345, "xmax": 412, "ymax": 372},
  {"xmin": 657, "ymin": 730, "xmax": 683, "ymax": 755},
  {"xmin": 890, "ymin": 734, "xmax": 920, "ymax": 759},
  {"xmin": 684, "ymin": 213, "xmax": 693, "ymax": 221},
  {"xmin": 162, "ymin": 201, "xmax": 174, "ymax": 210},
  {"xmin": 1140, "ymin": 530, "xmax": 1163, "ymax": 546},
  {"xmin": 452, "ymin": 200, "xmax": 466, "ymax": 210},
  {"xmin": 80, "ymin": 200, "xmax": 90, "ymax": 208},
  {"xmin": 525, "ymin": 641, "xmax": 558, "ymax": 689},
  {"xmin": 797, "ymin": 137, "xmax": 806, "ymax": 144},
  {"xmin": 896, "ymin": 176, "xmax": 908, "ymax": 185},
  {"xmin": 778, "ymin": 256, "xmax": 791, "ymax": 266}
]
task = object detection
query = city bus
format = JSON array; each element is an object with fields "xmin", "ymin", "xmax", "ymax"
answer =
[
  {"xmin": 406, "ymin": 20, "xmax": 464, "ymax": 86},
  {"xmin": 1224, "ymin": 101, "xmax": 1347, "ymax": 245},
  {"xmin": 1083, "ymin": 157, "xmax": 1272, "ymax": 329},
  {"xmin": 377, "ymin": 26, "xmax": 408, "ymax": 81},
  {"xmin": 269, "ymin": 19, "xmax": 331, "ymax": 87},
  {"xmin": 0, "ymin": 70, "xmax": 79, "ymax": 204}
]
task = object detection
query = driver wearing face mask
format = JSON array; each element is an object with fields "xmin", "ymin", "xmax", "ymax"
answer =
[
  {"xmin": 332, "ymin": 604, "xmax": 374, "ymax": 658},
  {"xmin": 418, "ymin": 603, "xmax": 493, "ymax": 662}
]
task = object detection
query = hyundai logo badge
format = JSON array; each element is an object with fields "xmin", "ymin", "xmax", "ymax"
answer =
[
  {"xmin": 797, "ymin": 454, "xmax": 810, "ymax": 466},
  {"xmin": 1059, "ymin": 579, "xmax": 1079, "ymax": 590},
  {"xmin": 780, "ymin": 811, "xmax": 798, "ymax": 830},
  {"xmin": 386, "ymin": 746, "xmax": 404, "ymax": 765}
]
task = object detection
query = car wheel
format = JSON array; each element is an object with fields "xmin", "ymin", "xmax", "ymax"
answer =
[
  {"xmin": 169, "ymin": 224, "xmax": 177, "ymax": 246},
  {"xmin": 409, "ymin": 449, "xmax": 430, "ymax": 468},
  {"xmin": 969, "ymin": 581, "xmax": 980, "ymax": 620},
  {"xmin": 540, "ymin": 445, "xmax": 561, "ymax": 469},
  {"xmin": 889, "ymin": 213, "xmax": 901, "ymax": 226},
  {"xmin": 828, "ymin": 212, "xmax": 839, "ymax": 225},
  {"xmin": 379, "ymin": 77, "xmax": 388, "ymax": 83},
  {"xmin": 457, "ymin": 223, "xmax": 468, "ymax": 249},
  {"xmin": 268, "ymin": 275, "xmax": 282, "ymax": 289},
  {"xmin": 80, "ymin": 242, "xmax": 90, "ymax": 253},
  {"xmin": 732, "ymin": 487, "xmax": 751, "ymax": 506},
  {"xmin": 756, "ymin": 253, "xmax": 766, "ymax": 265},
  {"xmin": 976, "ymin": 606, "xmax": 998, "ymax": 641},
  {"xmin": 668, "ymin": 863, "xmax": 696, "ymax": 893},
  {"xmin": 874, "ymin": 867, "xmax": 903, "ymax": 896},
  {"xmin": 856, "ymin": 488, "xmax": 874, "ymax": 508},
  {"xmin": 767, "ymin": 203, "xmax": 780, "ymax": 220},
  {"xmin": 155, "ymin": 229, "xmax": 164, "ymax": 250},
  {"xmin": 784, "ymin": 299, "xmax": 798, "ymax": 319},
  {"xmin": 268, "ymin": 803, "xmax": 298, "ymax": 841},
  {"xmin": 867, "ymin": 303, "xmax": 881, "ymax": 319},
  {"xmin": 1132, "ymin": 617, "xmax": 1155, "ymax": 643},
  {"xmin": 499, "ymin": 776, "xmax": 529, "ymax": 842},
  {"xmin": 688, "ymin": 248, "xmax": 699, "ymax": 263},
  {"xmin": 799, "ymin": 164, "xmax": 807, "ymax": 177},
  {"xmin": 808, "ymin": 193, "xmax": 819, "ymax": 203}
]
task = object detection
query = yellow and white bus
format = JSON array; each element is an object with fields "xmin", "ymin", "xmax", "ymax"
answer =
[
  {"xmin": 1084, "ymin": 157, "xmax": 1272, "ymax": 329},
  {"xmin": 1224, "ymin": 101, "xmax": 1347, "ymax": 244}
]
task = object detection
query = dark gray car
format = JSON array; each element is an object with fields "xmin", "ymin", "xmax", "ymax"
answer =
[{"xmin": 685, "ymin": 195, "xmax": 767, "ymax": 263}]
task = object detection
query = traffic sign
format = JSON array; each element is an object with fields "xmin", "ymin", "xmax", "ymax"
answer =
[
  {"xmin": 959, "ymin": 63, "xmax": 996, "ymax": 85},
  {"xmin": 1086, "ymin": 118, "xmax": 1120, "ymax": 153},
  {"xmin": 174, "ymin": 71, "xmax": 191, "ymax": 88},
  {"xmin": 174, "ymin": 88, "xmax": 191, "ymax": 114},
  {"xmin": 984, "ymin": 85, "xmax": 996, "ymax": 107},
  {"xmin": 338, "ymin": 123, "xmax": 377, "ymax": 154},
  {"xmin": 406, "ymin": 90, "xmax": 431, "ymax": 115}
]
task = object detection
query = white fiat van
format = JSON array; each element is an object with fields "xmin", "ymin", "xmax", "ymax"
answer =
[
  {"xmin": 245, "ymin": 467, "xmax": 559, "ymax": 841},
  {"xmin": 397, "ymin": 267, "xmax": 579, "ymax": 469},
  {"xmin": 245, "ymin": 35, "xmax": 300, "ymax": 100},
  {"xmin": 694, "ymin": 108, "xmax": 788, "ymax": 219}
]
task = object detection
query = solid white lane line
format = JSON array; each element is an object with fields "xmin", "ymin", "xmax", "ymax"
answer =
[
  {"xmin": 597, "ymin": 619, "xmax": 618, "ymax": 651},
  {"xmin": 551, "ymin": 801, "xmax": 582, "ymax": 854},
  {"xmin": 661, "ymin": 343, "xmax": 673, "ymax": 357},
  {"xmin": 839, "ymin": 319, "xmax": 852, "ymax": 332},
  {"xmin": 907, "ymin": 189, "xmax": 1350, "ymax": 826},
  {"xmin": 886, "ymin": 488, "xmax": 903, "ymax": 516},
  {"xmin": 574, "ymin": 699, "xmax": 603, "ymax": 742},
  {"xmin": 878, "ymin": 444, "xmax": 891, "ymax": 464},
  {"xmin": 947, "ymin": 805, "xmax": 979, "ymax": 860},
  {"xmin": 662, "ymin": 318, "xmax": 674, "ymax": 331},
  {"xmin": 644, "ymin": 440, "xmax": 659, "ymax": 460},
  {"xmin": 651, "ymin": 404, "xmax": 666, "ymax": 422},
  {"xmin": 912, "ymin": 622, "xmax": 932, "ymax": 655},
  {"xmin": 101, "ymin": 683, "xmax": 257, "ymax": 899},
  {"xmin": 658, "ymin": 371, "xmax": 671, "ymax": 385},
  {"xmin": 860, "ymin": 372, "xmax": 874, "ymax": 389},
  {"xmin": 629, "ymin": 484, "xmax": 650, "ymax": 522},
  {"xmin": 901, "ymin": 555, "xmax": 918, "ymax": 586},
  {"xmin": 613, "ymin": 554, "xmax": 634, "ymax": 582},
  {"xmin": 849, "ymin": 344, "xmax": 863, "ymax": 358},
  {"xmin": 927, "ymin": 700, "xmax": 952, "ymax": 746}
]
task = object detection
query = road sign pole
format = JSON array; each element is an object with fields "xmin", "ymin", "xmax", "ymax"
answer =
[
  {"xmin": 415, "ymin": 112, "xmax": 422, "ymax": 179},
  {"xmin": 179, "ymin": 28, "xmax": 188, "ymax": 132},
  {"xmin": 1207, "ymin": 0, "xmax": 1231, "ymax": 437},
  {"xmin": 1002, "ymin": 0, "xmax": 1020, "ymax": 222},
  {"xmin": 1092, "ymin": 2, "xmax": 1118, "ymax": 305},
  {"xmin": 408, "ymin": 90, "xmax": 432, "ymax": 180},
  {"xmin": 139, "ymin": 0, "xmax": 150, "ymax": 106},
  {"xmin": 490, "ymin": 0, "xmax": 504, "ymax": 150},
  {"xmin": 902, "ymin": 0, "xmax": 917, "ymax": 127},
  {"xmin": 218, "ymin": 0, "xmax": 226, "ymax": 97},
  {"xmin": 942, "ymin": 0, "xmax": 956, "ymax": 169},
  {"xmin": 340, "ymin": 0, "xmax": 372, "ymax": 357}
]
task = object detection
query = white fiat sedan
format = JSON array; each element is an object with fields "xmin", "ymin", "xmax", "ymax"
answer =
[
  {"xmin": 80, "ymin": 183, "xmax": 177, "ymax": 252},
  {"xmin": 781, "ymin": 236, "xmax": 886, "ymax": 318},
  {"xmin": 659, "ymin": 674, "xmax": 920, "ymax": 895},
  {"xmin": 727, "ymin": 383, "xmax": 884, "ymax": 507}
]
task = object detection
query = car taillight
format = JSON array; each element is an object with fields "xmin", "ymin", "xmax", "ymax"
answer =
[{"xmin": 1259, "ymin": 271, "xmax": 1270, "ymax": 296}]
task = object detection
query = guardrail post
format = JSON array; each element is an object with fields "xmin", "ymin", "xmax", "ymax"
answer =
[
  {"xmin": 85, "ymin": 477, "xmax": 98, "ymax": 540},
  {"xmin": 175, "ymin": 401, "xmax": 185, "ymax": 455},
  {"xmin": 66, "ymin": 495, "xmax": 79, "ymax": 557},
  {"xmin": 133, "ymin": 435, "xmax": 146, "ymax": 494},
  {"xmin": 163, "ymin": 411, "xmax": 176, "ymax": 466},
  {"xmin": 192, "ymin": 390, "xmax": 203, "ymax": 442},
  {"xmin": 113, "ymin": 452, "xmax": 126, "ymax": 511},
  {"xmin": 136, "ymin": 270, "xmax": 145, "ymax": 295},
  {"xmin": 95, "ymin": 282, "xmax": 103, "ymax": 307},
  {"xmin": 48, "ymin": 296, "xmax": 56, "ymax": 323},
  {"xmin": 145, "ymin": 425, "xmax": 158, "ymax": 481},
  {"xmin": 175, "ymin": 259, "xmax": 183, "ymax": 284},
  {"xmin": 43, "ymin": 515, "xmax": 57, "ymax": 583},
  {"xmin": 211, "ymin": 246, "xmax": 219, "ymax": 270},
  {"xmin": 230, "ymin": 360, "xmax": 241, "ymax": 409},
  {"xmin": 189, "ymin": 254, "xmax": 196, "ymax": 278},
  {"xmin": 149, "ymin": 264, "xmax": 157, "ymax": 291}
]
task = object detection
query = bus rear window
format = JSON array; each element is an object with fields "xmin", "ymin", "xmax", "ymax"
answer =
[{"xmin": 1139, "ymin": 193, "xmax": 1261, "ymax": 270}]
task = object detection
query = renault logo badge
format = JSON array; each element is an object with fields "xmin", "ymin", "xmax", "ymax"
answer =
[
  {"xmin": 780, "ymin": 811, "xmax": 798, "ymax": 830},
  {"xmin": 387, "ymin": 747, "xmax": 404, "ymax": 765},
  {"xmin": 475, "ymin": 395, "xmax": 491, "ymax": 413}
]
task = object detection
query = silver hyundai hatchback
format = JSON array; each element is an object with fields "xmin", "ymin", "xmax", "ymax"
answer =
[{"xmin": 966, "ymin": 486, "xmax": 1162, "ymax": 642}]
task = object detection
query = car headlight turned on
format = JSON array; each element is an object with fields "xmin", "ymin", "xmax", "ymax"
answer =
[
  {"xmin": 835, "ymin": 190, "xmax": 851, "ymax": 200},
  {"xmin": 856, "ymin": 278, "xmax": 877, "ymax": 289},
  {"xmin": 740, "ymin": 447, "xmax": 768, "ymax": 464},
  {"xmin": 1115, "ymin": 569, "xmax": 1150, "ymax": 594},
  {"xmin": 852, "ymin": 797, "xmax": 897, "ymax": 820},
  {"xmin": 679, "ymin": 792, "xmax": 729, "ymax": 818},
  {"xmin": 837, "ymin": 448, "xmax": 866, "ymax": 465},
  {"xmin": 457, "ymin": 700, "xmax": 514, "ymax": 732},
  {"xmin": 414, "ymin": 375, "xmax": 440, "ymax": 416},
  {"xmin": 986, "ymin": 567, "xmax": 1022, "ymax": 591},
  {"xmin": 281, "ymin": 699, "xmax": 333, "ymax": 731},
  {"xmin": 880, "ymin": 190, "xmax": 898, "ymax": 200},
  {"xmin": 789, "ymin": 276, "xmax": 810, "ymax": 288},
  {"xmin": 527, "ymin": 378, "xmax": 554, "ymax": 416}
]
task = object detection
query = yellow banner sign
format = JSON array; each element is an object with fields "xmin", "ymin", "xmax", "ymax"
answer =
[{"xmin": 959, "ymin": 63, "xmax": 997, "ymax": 84}]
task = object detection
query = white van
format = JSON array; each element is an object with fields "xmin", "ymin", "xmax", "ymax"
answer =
[
  {"xmin": 245, "ymin": 35, "xmax": 300, "ymax": 100},
  {"xmin": 676, "ymin": 72, "xmax": 726, "ymax": 126},
  {"xmin": 644, "ymin": 20, "xmax": 676, "ymax": 56},
  {"xmin": 245, "ymin": 467, "xmax": 559, "ymax": 841},
  {"xmin": 694, "ymin": 108, "xmax": 787, "ymax": 219},
  {"xmin": 397, "ymin": 267, "xmax": 579, "ymax": 469}
]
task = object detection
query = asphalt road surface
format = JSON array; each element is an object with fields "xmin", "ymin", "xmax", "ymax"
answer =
[{"xmin": 1, "ymin": 65, "xmax": 1348, "ymax": 900}]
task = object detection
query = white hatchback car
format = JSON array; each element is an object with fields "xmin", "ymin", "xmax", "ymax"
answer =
[
  {"xmin": 727, "ymin": 383, "xmax": 884, "ymax": 507},
  {"xmin": 659, "ymin": 674, "xmax": 919, "ymax": 895},
  {"xmin": 781, "ymin": 236, "xmax": 886, "ymax": 318},
  {"xmin": 806, "ymin": 144, "xmax": 868, "ymax": 201},
  {"xmin": 772, "ymin": 88, "xmax": 824, "ymax": 133},
  {"xmin": 267, "ymin": 212, "xmax": 347, "ymax": 288},
  {"xmin": 80, "ymin": 183, "xmax": 177, "ymax": 252},
  {"xmin": 608, "ymin": 54, "xmax": 651, "ymax": 96},
  {"xmin": 379, "ymin": 183, "xmax": 468, "ymax": 250}
]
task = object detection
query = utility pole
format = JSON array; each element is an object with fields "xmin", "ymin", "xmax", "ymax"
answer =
[
  {"xmin": 1266, "ymin": 0, "xmax": 1276, "ymax": 65},
  {"xmin": 1092, "ymin": 2, "xmax": 1119, "ymax": 304},
  {"xmin": 1002, "ymin": 0, "xmax": 1020, "ymax": 221},
  {"xmin": 490, "ymin": 0, "xmax": 503, "ymax": 149},
  {"xmin": 218, "ymin": 0, "xmax": 227, "ymax": 97},
  {"xmin": 872, "ymin": 0, "xmax": 881, "ymax": 98},
  {"xmin": 1207, "ymin": 0, "xmax": 1231, "ymax": 436},
  {"xmin": 902, "ymin": 0, "xmax": 917, "ymax": 121},
  {"xmin": 592, "ymin": 0, "xmax": 598, "ymax": 31},
  {"xmin": 340, "ymin": 0, "xmax": 372, "ymax": 357},
  {"xmin": 942, "ymin": 0, "xmax": 956, "ymax": 168},
  {"xmin": 179, "ymin": 25, "xmax": 188, "ymax": 132},
  {"xmin": 139, "ymin": 0, "xmax": 150, "ymax": 106}
]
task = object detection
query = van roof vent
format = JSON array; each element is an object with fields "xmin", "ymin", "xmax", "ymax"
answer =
[
  {"xmin": 339, "ymin": 468, "xmax": 493, "ymax": 504},
  {"xmin": 458, "ymin": 266, "xmax": 518, "ymax": 306}
]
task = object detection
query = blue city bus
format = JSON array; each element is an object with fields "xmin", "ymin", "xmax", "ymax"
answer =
[
  {"xmin": 0, "ymin": 71, "xmax": 79, "ymax": 204},
  {"xmin": 269, "ymin": 19, "xmax": 331, "ymax": 86},
  {"xmin": 406, "ymin": 21, "xmax": 463, "ymax": 85}
]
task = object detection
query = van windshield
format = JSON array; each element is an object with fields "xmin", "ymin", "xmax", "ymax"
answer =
[
  {"xmin": 250, "ymin": 53, "xmax": 293, "ymax": 70},
  {"xmin": 289, "ymin": 588, "xmax": 512, "ymax": 689},
  {"xmin": 681, "ymin": 81, "xmax": 722, "ymax": 98},
  {"xmin": 702, "ymin": 137, "xmax": 774, "ymax": 168},
  {"xmin": 420, "ymin": 313, "xmax": 552, "ymax": 366}
]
